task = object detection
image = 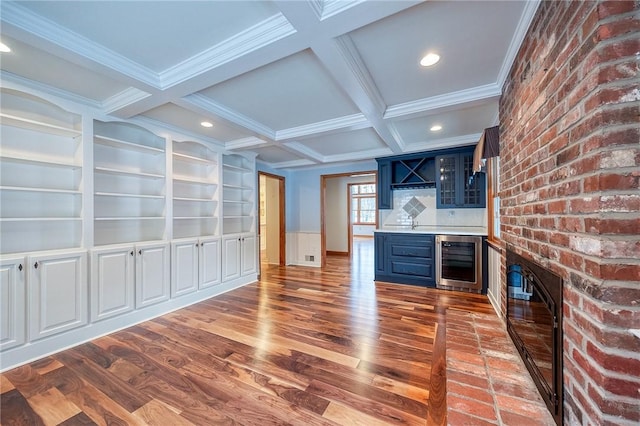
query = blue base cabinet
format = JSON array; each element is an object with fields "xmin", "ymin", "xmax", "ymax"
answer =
[{"xmin": 374, "ymin": 232, "xmax": 435, "ymax": 287}]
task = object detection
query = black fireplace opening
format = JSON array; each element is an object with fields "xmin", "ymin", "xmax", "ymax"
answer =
[{"xmin": 506, "ymin": 248, "xmax": 563, "ymax": 425}]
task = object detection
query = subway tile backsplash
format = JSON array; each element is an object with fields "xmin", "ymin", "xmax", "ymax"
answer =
[{"xmin": 379, "ymin": 188, "xmax": 487, "ymax": 228}]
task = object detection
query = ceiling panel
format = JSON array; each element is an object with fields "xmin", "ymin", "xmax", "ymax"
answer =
[
  {"xmin": 198, "ymin": 49, "xmax": 360, "ymax": 131},
  {"xmin": 15, "ymin": 1, "xmax": 281, "ymax": 72},
  {"xmin": 141, "ymin": 103, "xmax": 253, "ymax": 142},
  {"xmin": 295, "ymin": 128, "xmax": 387, "ymax": 157},
  {"xmin": 0, "ymin": 36, "xmax": 129, "ymax": 102},
  {"xmin": 349, "ymin": 0, "xmax": 526, "ymax": 106}
]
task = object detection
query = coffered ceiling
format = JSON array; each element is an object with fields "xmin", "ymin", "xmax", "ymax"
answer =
[{"xmin": 0, "ymin": 0, "xmax": 539, "ymax": 169}]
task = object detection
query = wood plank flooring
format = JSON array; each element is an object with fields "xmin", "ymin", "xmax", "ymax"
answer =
[{"xmin": 1, "ymin": 239, "xmax": 494, "ymax": 425}]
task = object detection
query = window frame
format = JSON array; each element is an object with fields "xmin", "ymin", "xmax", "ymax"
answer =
[{"xmin": 350, "ymin": 183, "xmax": 377, "ymax": 225}]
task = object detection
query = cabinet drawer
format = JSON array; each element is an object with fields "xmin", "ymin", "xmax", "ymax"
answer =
[
  {"xmin": 390, "ymin": 260, "xmax": 433, "ymax": 278},
  {"xmin": 390, "ymin": 243, "xmax": 433, "ymax": 258}
]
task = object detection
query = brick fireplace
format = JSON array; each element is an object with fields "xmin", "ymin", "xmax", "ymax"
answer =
[{"xmin": 499, "ymin": 1, "xmax": 639, "ymax": 424}]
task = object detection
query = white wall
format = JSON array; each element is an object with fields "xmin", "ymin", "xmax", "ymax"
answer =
[
  {"xmin": 286, "ymin": 161, "xmax": 376, "ymax": 233},
  {"xmin": 325, "ymin": 174, "xmax": 376, "ymax": 252},
  {"xmin": 325, "ymin": 177, "xmax": 348, "ymax": 252}
]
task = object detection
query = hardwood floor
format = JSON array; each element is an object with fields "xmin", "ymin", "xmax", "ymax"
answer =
[{"xmin": 1, "ymin": 239, "xmax": 494, "ymax": 425}]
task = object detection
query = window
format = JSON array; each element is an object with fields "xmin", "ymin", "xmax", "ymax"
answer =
[
  {"xmin": 351, "ymin": 183, "xmax": 376, "ymax": 224},
  {"xmin": 487, "ymin": 156, "xmax": 501, "ymax": 241}
]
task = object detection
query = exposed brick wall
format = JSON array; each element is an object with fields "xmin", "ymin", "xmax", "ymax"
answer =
[{"xmin": 499, "ymin": 1, "xmax": 639, "ymax": 424}]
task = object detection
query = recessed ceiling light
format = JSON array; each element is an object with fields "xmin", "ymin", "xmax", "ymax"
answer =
[
  {"xmin": 0, "ymin": 42, "xmax": 11, "ymax": 53},
  {"xmin": 420, "ymin": 53, "xmax": 440, "ymax": 67},
  {"xmin": 200, "ymin": 121, "xmax": 213, "ymax": 128},
  {"xmin": 430, "ymin": 125, "xmax": 443, "ymax": 132}
]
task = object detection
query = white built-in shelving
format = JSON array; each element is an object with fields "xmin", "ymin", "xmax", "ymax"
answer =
[
  {"xmin": 222, "ymin": 154, "xmax": 255, "ymax": 235},
  {"xmin": 0, "ymin": 88, "xmax": 83, "ymax": 254},
  {"xmin": 172, "ymin": 141, "xmax": 219, "ymax": 239},
  {"xmin": 93, "ymin": 120, "xmax": 166, "ymax": 246}
]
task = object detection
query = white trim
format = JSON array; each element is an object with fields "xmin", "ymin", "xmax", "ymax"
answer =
[
  {"xmin": 319, "ymin": 0, "xmax": 366, "ymax": 21},
  {"xmin": 0, "ymin": 70, "xmax": 102, "ymax": 110},
  {"xmin": 225, "ymin": 137, "xmax": 269, "ymax": 150},
  {"xmin": 276, "ymin": 113, "xmax": 368, "ymax": 140},
  {"xmin": 2, "ymin": 2, "xmax": 159, "ymax": 87},
  {"xmin": 102, "ymin": 87, "xmax": 151, "ymax": 115},
  {"xmin": 159, "ymin": 14, "xmax": 296, "ymax": 89},
  {"xmin": 497, "ymin": 0, "xmax": 541, "ymax": 89},
  {"xmin": 402, "ymin": 133, "xmax": 483, "ymax": 154},
  {"xmin": 384, "ymin": 84, "xmax": 501, "ymax": 119},
  {"xmin": 181, "ymin": 94, "xmax": 276, "ymax": 140},
  {"xmin": 334, "ymin": 35, "xmax": 387, "ymax": 114}
]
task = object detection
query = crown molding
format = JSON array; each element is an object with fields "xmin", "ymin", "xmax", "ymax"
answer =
[
  {"xmin": 402, "ymin": 133, "xmax": 483, "ymax": 154},
  {"xmin": 182, "ymin": 93, "xmax": 276, "ymax": 140},
  {"xmin": 0, "ymin": 70, "xmax": 102, "ymax": 110},
  {"xmin": 384, "ymin": 84, "xmax": 501, "ymax": 120},
  {"xmin": 225, "ymin": 137, "xmax": 268, "ymax": 150},
  {"xmin": 319, "ymin": 0, "xmax": 366, "ymax": 21},
  {"xmin": 266, "ymin": 158, "xmax": 317, "ymax": 169},
  {"xmin": 334, "ymin": 35, "xmax": 387, "ymax": 115},
  {"xmin": 322, "ymin": 147, "xmax": 392, "ymax": 163},
  {"xmin": 102, "ymin": 87, "xmax": 151, "ymax": 115},
  {"xmin": 275, "ymin": 113, "xmax": 368, "ymax": 140},
  {"xmin": 131, "ymin": 115, "xmax": 225, "ymax": 148},
  {"xmin": 385, "ymin": 122, "xmax": 406, "ymax": 152},
  {"xmin": 282, "ymin": 141, "xmax": 325, "ymax": 162},
  {"xmin": 497, "ymin": 0, "xmax": 541, "ymax": 90},
  {"xmin": 1, "ymin": 2, "xmax": 159, "ymax": 88},
  {"xmin": 159, "ymin": 13, "xmax": 296, "ymax": 89}
]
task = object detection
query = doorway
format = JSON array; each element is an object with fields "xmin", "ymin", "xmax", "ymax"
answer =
[
  {"xmin": 258, "ymin": 172, "xmax": 285, "ymax": 272},
  {"xmin": 320, "ymin": 171, "xmax": 377, "ymax": 267}
]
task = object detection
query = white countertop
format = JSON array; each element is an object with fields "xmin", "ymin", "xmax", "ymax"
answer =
[{"xmin": 375, "ymin": 226, "xmax": 488, "ymax": 236}]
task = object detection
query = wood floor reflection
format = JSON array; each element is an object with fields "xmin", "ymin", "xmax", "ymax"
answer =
[{"xmin": 1, "ymin": 239, "xmax": 493, "ymax": 425}]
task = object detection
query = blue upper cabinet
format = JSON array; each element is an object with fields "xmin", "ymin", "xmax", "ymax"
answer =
[
  {"xmin": 436, "ymin": 149, "xmax": 486, "ymax": 209},
  {"xmin": 376, "ymin": 154, "xmax": 436, "ymax": 209},
  {"xmin": 377, "ymin": 147, "xmax": 485, "ymax": 210}
]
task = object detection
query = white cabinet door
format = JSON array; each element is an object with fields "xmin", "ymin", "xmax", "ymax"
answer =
[
  {"xmin": 90, "ymin": 246, "xmax": 135, "ymax": 322},
  {"xmin": 241, "ymin": 233, "xmax": 257, "ymax": 276},
  {"xmin": 136, "ymin": 242, "xmax": 170, "ymax": 308},
  {"xmin": 222, "ymin": 235, "xmax": 241, "ymax": 282},
  {"xmin": 28, "ymin": 250, "xmax": 87, "ymax": 341},
  {"xmin": 171, "ymin": 239, "xmax": 198, "ymax": 297},
  {"xmin": 0, "ymin": 257, "xmax": 26, "ymax": 351},
  {"xmin": 199, "ymin": 237, "xmax": 221, "ymax": 289}
]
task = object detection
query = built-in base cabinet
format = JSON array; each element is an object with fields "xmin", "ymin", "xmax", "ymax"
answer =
[
  {"xmin": 171, "ymin": 237, "xmax": 221, "ymax": 297},
  {"xmin": 29, "ymin": 250, "xmax": 88, "ymax": 341},
  {"xmin": 222, "ymin": 233, "xmax": 257, "ymax": 282},
  {"xmin": 90, "ymin": 241, "xmax": 170, "ymax": 321},
  {"xmin": 136, "ymin": 243, "xmax": 170, "ymax": 308},
  {"xmin": 0, "ymin": 257, "xmax": 26, "ymax": 351},
  {"xmin": 374, "ymin": 232, "xmax": 435, "ymax": 287},
  {"xmin": 0, "ymin": 87, "xmax": 258, "ymax": 372}
]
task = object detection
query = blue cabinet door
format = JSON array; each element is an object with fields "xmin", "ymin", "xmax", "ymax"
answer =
[
  {"xmin": 376, "ymin": 159, "xmax": 392, "ymax": 209},
  {"xmin": 436, "ymin": 150, "xmax": 486, "ymax": 208}
]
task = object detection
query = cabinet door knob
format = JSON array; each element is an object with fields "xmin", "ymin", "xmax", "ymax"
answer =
[
  {"xmin": 138, "ymin": 250, "xmax": 142, "ymax": 255},
  {"xmin": 18, "ymin": 264, "xmax": 23, "ymax": 272},
  {"xmin": 34, "ymin": 262, "xmax": 39, "ymax": 269},
  {"xmin": 130, "ymin": 250, "xmax": 134, "ymax": 256}
]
